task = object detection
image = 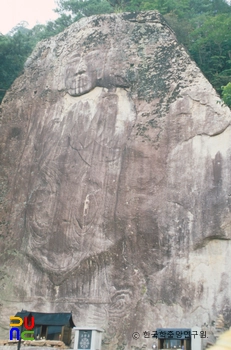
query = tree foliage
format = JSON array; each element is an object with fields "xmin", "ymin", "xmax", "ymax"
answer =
[
  {"xmin": 0, "ymin": 16, "xmax": 73, "ymax": 103},
  {"xmin": 55, "ymin": 0, "xmax": 113, "ymax": 19},
  {"xmin": 0, "ymin": 30, "xmax": 33, "ymax": 102},
  {"xmin": 188, "ymin": 13, "xmax": 231, "ymax": 93},
  {"xmin": 222, "ymin": 82, "xmax": 231, "ymax": 107},
  {"xmin": 0, "ymin": 0, "xmax": 231, "ymax": 107}
]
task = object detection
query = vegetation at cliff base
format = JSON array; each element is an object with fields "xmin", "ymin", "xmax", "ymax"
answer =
[
  {"xmin": 0, "ymin": 0, "xmax": 231, "ymax": 106},
  {"xmin": 222, "ymin": 82, "xmax": 231, "ymax": 107}
]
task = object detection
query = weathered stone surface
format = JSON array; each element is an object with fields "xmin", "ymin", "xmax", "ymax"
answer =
[{"xmin": 1, "ymin": 10, "xmax": 231, "ymax": 349}]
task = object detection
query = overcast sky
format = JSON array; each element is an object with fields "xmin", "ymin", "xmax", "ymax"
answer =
[
  {"xmin": 0, "ymin": 0, "xmax": 59, "ymax": 34},
  {"xmin": 1, "ymin": 0, "xmax": 231, "ymax": 35}
]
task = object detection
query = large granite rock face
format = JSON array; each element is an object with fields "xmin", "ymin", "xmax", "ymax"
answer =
[{"xmin": 1, "ymin": 10, "xmax": 231, "ymax": 349}]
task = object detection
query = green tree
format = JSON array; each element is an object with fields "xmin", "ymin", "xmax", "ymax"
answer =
[
  {"xmin": 222, "ymin": 82, "xmax": 231, "ymax": 108},
  {"xmin": 55, "ymin": 0, "xmax": 113, "ymax": 20},
  {"xmin": 124, "ymin": 0, "xmax": 190, "ymax": 16},
  {"xmin": 189, "ymin": 13, "xmax": 231, "ymax": 93},
  {"xmin": 0, "ymin": 30, "xmax": 33, "ymax": 102},
  {"xmin": 0, "ymin": 16, "xmax": 74, "ymax": 103},
  {"xmin": 29, "ymin": 14, "xmax": 73, "ymax": 41}
]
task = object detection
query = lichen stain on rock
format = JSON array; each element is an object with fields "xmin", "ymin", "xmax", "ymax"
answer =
[{"xmin": 1, "ymin": 10, "xmax": 231, "ymax": 350}]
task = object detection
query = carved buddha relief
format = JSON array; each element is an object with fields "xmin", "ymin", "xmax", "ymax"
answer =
[{"xmin": 25, "ymin": 49, "xmax": 136, "ymax": 274}]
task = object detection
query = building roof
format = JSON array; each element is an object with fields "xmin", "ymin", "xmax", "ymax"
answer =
[
  {"xmin": 15, "ymin": 310, "xmax": 75, "ymax": 328},
  {"xmin": 73, "ymin": 327, "xmax": 104, "ymax": 332}
]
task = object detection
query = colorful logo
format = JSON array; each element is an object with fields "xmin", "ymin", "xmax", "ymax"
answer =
[{"xmin": 9, "ymin": 316, "xmax": 35, "ymax": 341}]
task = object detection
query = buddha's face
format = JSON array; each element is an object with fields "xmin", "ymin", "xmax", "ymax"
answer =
[
  {"xmin": 64, "ymin": 50, "xmax": 130, "ymax": 96},
  {"xmin": 65, "ymin": 55, "xmax": 98, "ymax": 96}
]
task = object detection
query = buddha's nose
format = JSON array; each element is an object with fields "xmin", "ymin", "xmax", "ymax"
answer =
[{"xmin": 76, "ymin": 61, "xmax": 87, "ymax": 74}]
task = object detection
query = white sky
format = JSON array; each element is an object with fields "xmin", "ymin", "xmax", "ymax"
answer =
[
  {"xmin": 0, "ymin": 0, "xmax": 59, "ymax": 34},
  {"xmin": 1, "ymin": 0, "xmax": 231, "ymax": 35}
]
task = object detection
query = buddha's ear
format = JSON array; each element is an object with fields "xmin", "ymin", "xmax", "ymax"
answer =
[
  {"xmin": 112, "ymin": 75, "xmax": 130, "ymax": 88},
  {"xmin": 96, "ymin": 67, "xmax": 104, "ymax": 80},
  {"xmin": 57, "ymin": 65, "xmax": 67, "ymax": 91}
]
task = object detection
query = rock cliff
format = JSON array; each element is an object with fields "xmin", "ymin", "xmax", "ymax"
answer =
[{"xmin": 1, "ymin": 11, "xmax": 231, "ymax": 349}]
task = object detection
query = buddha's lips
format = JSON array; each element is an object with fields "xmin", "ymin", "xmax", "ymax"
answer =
[{"xmin": 67, "ymin": 74, "xmax": 93, "ymax": 96}]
